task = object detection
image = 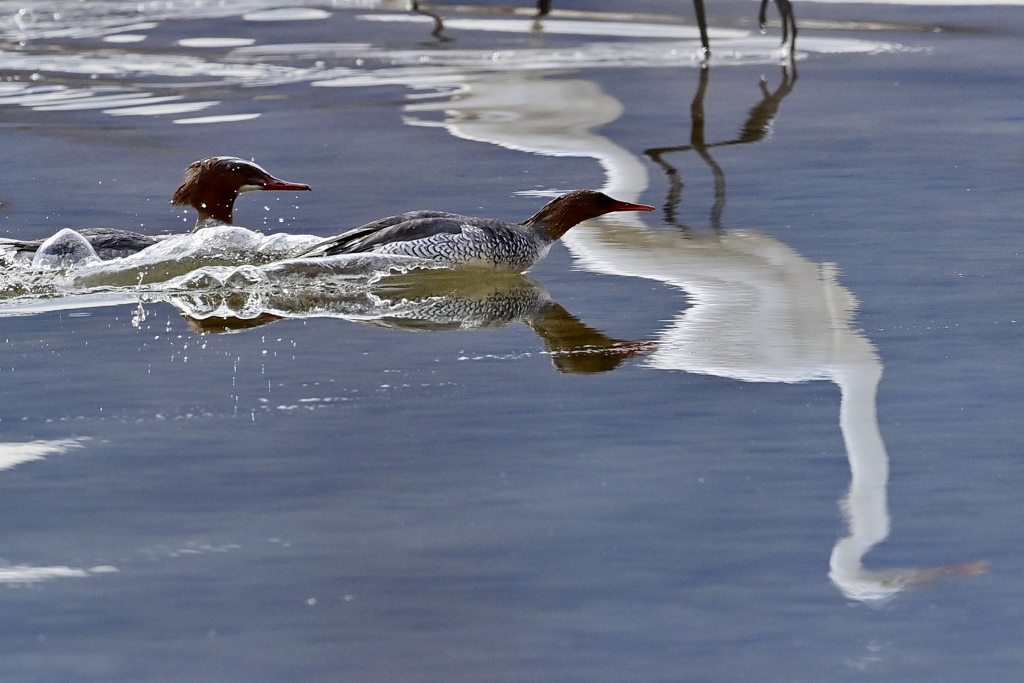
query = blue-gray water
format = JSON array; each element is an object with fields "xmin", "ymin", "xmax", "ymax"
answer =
[{"xmin": 0, "ymin": 1, "xmax": 1022, "ymax": 680}]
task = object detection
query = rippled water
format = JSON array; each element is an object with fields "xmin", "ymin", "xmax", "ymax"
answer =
[{"xmin": 0, "ymin": 1, "xmax": 1022, "ymax": 681}]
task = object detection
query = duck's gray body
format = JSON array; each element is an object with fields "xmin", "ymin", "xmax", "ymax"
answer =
[
  {"xmin": 297, "ymin": 191, "xmax": 655, "ymax": 273},
  {"xmin": 304, "ymin": 211, "xmax": 552, "ymax": 272}
]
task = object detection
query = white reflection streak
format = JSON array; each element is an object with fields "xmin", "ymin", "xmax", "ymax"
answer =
[
  {"xmin": 398, "ymin": 64, "xmax": 966, "ymax": 602},
  {"xmin": 0, "ymin": 438, "xmax": 113, "ymax": 584},
  {"xmin": 0, "ymin": 566, "xmax": 88, "ymax": 582},
  {"xmin": 0, "ymin": 292, "xmax": 141, "ymax": 317},
  {"xmin": 403, "ymin": 74, "xmax": 648, "ymax": 201},
  {"xmin": 104, "ymin": 101, "xmax": 218, "ymax": 116},
  {"xmin": 0, "ymin": 437, "xmax": 86, "ymax": 472}
]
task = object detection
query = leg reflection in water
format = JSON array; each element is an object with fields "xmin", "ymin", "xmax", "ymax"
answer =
[{"xmin": 645, "ymin": 60, "xmax": 797, "ymax": 233}]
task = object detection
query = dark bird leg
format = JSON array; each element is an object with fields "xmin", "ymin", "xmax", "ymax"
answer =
[
  {"xmin": 410, "ymin": 1, "xmax": 451, "ymax": 42},
  {"xmin": 759, "ymin": 0, "xmax": 798, "ymax": 52},
  {"xmin": 692, "ymin": 0, "xmax": 711, "ymax": 57}
]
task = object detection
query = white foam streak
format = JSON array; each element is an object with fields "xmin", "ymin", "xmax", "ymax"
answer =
[
  {"xmin": 0, "ymin": 566, "xmax": 89, "ymax": 583},
  {"xmin": 0, "ymin": 49, "xmax": 319, "ymax": 86},
  {"xmin": 0, "ymin": 87, "xmax": 101, "ymax": 105},
  {"xmin": 0, "ymin": 292, "xmax": 141, "ymax": 317},
  {"xmin": 0, "ymin": 1, "xmax": 375, "ymax": 41},
  {"xmin": 104, "ymin": 101, "xmax": 219, "ymax": 116},
  {"xmin": 51, "ymin": 226, "xmax": 323, "ymax": 287},
  {"xmin": 103, "ymin": 33, "xmax": 146, "ymax": 43},
  {"xmin": 35, "ymin": 94, "xmax": 184, "ymax": 111},
  {"xmin": 0, "ymin": 437, "xmax": 88, "ymax": 472},
  {"xmin": 179, "ymin": 37, "xmax": 256, "ymax": 48},
  {"xmin": 174, "ymin": 112, "xmax": 261, "ymax": 124},
  {"xmin": 243, "ymin": 8, "xmax": 332, "ymax": 21}
]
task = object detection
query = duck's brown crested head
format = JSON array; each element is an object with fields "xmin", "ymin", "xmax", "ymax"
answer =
[
  {"xmin": 521, "ymin": 190, "xmax": 654, "ymax": 240},
  {"xmin": 170, "ymin": 156, "xmax": 311, "ymax": 227}
]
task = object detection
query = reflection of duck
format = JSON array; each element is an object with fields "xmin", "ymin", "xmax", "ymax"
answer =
[
  {"xmin": 164, "ymin": 269, "xmax": 650, "ymax": 374},
  {"xmin": 1, "ymin": 157, "xmax": 311, "ymax": 261},
  {"xmin": 296, "ymin": 190, "xmax": 653, "ymax": 272}
]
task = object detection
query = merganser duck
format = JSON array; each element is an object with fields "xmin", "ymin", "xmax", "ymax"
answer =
[
  {"xmin": 2, "ymin": 157, "xmax": 311, "ymax": 260},
  {"xmin": 170, "ymin": 156, "xmax": 312, "ymax": 228},
  {"xmin": 296, "ymin": 190, "xmax": 654, "ymax": 272}
]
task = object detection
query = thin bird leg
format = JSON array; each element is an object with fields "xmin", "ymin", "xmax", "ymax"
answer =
[
  {"xmin": 692, "ymin": 0, "xmax": 711, "ymax": 57},
  {"xmin": 759, "ymin": 0, "xmax": 798, "ymax": 52},
  {"xmin": 410, "ymin": 1, "xmax": 450, "ymax": 41},
  {"xmin": 777, "ymin": 0, "xmax": 797, "ymax": 50}
]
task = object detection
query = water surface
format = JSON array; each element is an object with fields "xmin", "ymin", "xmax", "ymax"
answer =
[{"xmin": 0, "ymin": 1, "xmax": 1022, "ymax": 681}]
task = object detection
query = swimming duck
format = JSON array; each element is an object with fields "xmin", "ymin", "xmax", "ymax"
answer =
[
  {"xmin": 296, "ymin": 190, "xmax": 654, "ymax": 272},
  {"xmin": 2, "ymin": 156, "xmax": 311, "ymax": 260}
]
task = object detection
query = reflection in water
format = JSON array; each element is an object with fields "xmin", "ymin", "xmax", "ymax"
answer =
[
  {"xmin": 0, "ymin": 3, "xmax": 980, "ymax": 601},
  {"xmin": 0, "ymin": 47, "xmax": 984, "ymax": 598},
  {"xmin": 0, "ymin": 437, "xmax": 87, "ymax": 472},
  {"xmin": 0, "ymin": 438, "xmax": 117, "ymax": 583},
  {"xmin": 646, "ymin": 60, "xmax": 797, "ymax": 231},
  {"xmin": 830, "ymin": 407, "xmax": 988, "ymax": 601},
  {"xmin": 158, "ymin": 269, "xmax": 652, "ymax": 374},
  {"xmin": 399, "ymin": 62, "xmax": 984, "ymax": 601},
  {"xmin": 0, "ymin": 255, "xmax": 651, "ymax": 374},
  {"xmin": 0, "ymin": 1, "xmax": 905, "ymax": 129}
]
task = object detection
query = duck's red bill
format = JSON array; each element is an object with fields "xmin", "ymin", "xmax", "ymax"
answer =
[
  {"xmin": 263, "ymin": 177, "xmax": 313, "ymax": 192},
  {"xmin": 611, "ymin": 200, "xmax": 655, "ymax": 212}
]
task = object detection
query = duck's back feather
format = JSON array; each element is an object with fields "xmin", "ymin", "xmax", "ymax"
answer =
[{"xmin": 299, "ymin": 210, "xmax": 466, "ymax": 257}]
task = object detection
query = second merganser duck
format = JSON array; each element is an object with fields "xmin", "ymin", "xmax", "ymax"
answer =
[
  {"xmin": 170, "ymin": 156, "xmax": 312, "ymax": 228},
  {"xmin": 2, "ymin": 157, "xmax": 312, "ymax": 260},
  {"xmin": 296, "ymin": 190, "xmax": 655, "ymax": 272}
]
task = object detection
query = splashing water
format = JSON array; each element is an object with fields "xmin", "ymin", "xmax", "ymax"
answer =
[{"xmin": 0, "ymin": 225, "xmax": 448, "ymax": 320}]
